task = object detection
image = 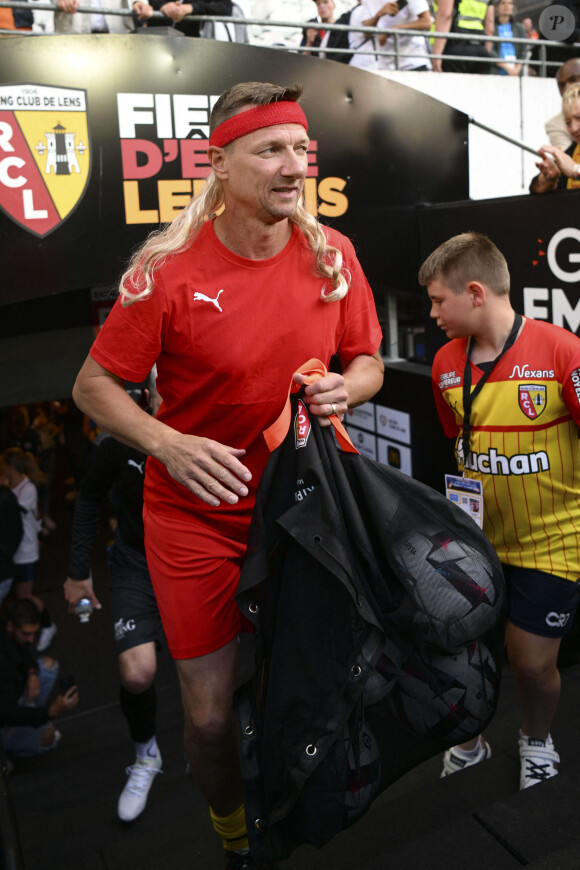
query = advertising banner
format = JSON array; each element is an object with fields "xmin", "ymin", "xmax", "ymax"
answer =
[
  {"xmin": 0, "ymin": 35, "xmax": 469, "ymax": 307},
  {"xmin": 419, "ymin": 192, "xmax": 580, "ymax": 359}
]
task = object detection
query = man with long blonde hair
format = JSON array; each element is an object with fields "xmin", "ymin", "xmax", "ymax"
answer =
[{"xmin": 73, "ymin": 80, "xmax": 383, "ymax": 869}]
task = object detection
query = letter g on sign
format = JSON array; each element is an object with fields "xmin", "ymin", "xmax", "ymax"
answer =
[{"xmin": 547, "ymin": 228, "xmax": 580, "ymax": 283}]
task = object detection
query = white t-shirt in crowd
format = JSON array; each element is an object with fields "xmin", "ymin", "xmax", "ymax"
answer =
[
  {"xmin": 349, "ymin": 1, "xmax": 380, "ymax": 69},
  {"xmin": 12, "ymin": 477, "xmax": 39, "ymax": 566},
  {"xmin": 377, "ymin": 0, "xmax": 432, "ymax": 70}
]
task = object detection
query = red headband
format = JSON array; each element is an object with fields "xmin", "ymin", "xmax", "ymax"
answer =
[{"xmin": 209, "ymin": 101, "xmax": 308, "ymax": 148}]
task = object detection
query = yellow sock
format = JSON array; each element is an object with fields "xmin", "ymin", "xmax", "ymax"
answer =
[{"xmin": 209, "ymin": 803, "xmax": 249, "ymax": 853}]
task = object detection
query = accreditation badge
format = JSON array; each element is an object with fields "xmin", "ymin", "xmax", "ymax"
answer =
[{"xmin": 445, "ymin": 474, "xmax": 484, "ymax": 528}]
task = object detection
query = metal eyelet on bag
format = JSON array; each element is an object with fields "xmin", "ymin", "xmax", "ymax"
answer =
[
  {"xmin": 254, "ymin": 818, "xmax": 264, "ymax": 831},
  {"xmin": 248, "ymin": 602, "xmax": 259, "ymax": 615},
  {"xmin": 351, "ymin": 664, "xmax": 362, "ymax": 678},
  {"xmin": 313, "ymin": 535, "xmax": 322, "ymax": 544},
  {"xmin": 305, "ymin": 744, "xmax": 317, "ymax": 757},
  {"xmin": 243, "ymin": 723, "xmax": 254, "ymax": 736}
]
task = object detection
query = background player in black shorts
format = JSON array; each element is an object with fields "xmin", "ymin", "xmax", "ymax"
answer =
[{"xmin": 64, "ymin": 379, "xmax": 165, "ymax": 822}]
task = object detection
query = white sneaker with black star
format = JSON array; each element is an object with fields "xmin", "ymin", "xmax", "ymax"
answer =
[
  {"xmin": 117, "ymin": 748, "xmax": 162, "ymax": 822},
  {"xmin": 519, "ymin": 732, "xmax": 559, "ymax": 789}
]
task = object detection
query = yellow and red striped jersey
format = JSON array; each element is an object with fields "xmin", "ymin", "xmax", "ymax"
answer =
[{"xmin": 432, "ymin": 317, "xmax": 580, "ymax": 580}]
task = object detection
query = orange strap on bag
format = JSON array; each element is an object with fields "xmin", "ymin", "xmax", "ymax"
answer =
[{"xmin": 263, "ymin": 358, "xmax": 359, "ymax": 455}]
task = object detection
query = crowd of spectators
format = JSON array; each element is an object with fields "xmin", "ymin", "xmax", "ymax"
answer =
[
  {"xmin": 0, "ymin": 401, "xmax": 95, "ymax": 764},
  {"xmin": 0, "ymin": 400, "xmax": 95, "ymax": 614},
  {"xmin": 0, "ymin": 0, "xmax": 560, "ymax": 79},
  {"xmin": 0, "ymin": 0, "xmax": 245, "ymax": 36}
]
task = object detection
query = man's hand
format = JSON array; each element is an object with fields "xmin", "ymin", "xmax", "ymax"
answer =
[
  {"xmin": 64, "ymin": 578, "xmax": 102, "ymax": 614},
  {"xmin": 304, "ymin": 27, "xmax": 319, "ymax": 46},
  {"xmin": 293, "ymin": 371, "xmax": 348, "ymax": 428},
  {"xmin": 57, "ymin": 0, "xmax": 79, "ymax": 11},
  {"xmin": 160, "ymin": 1, "xmax": 193, "ymax": 22},
  {"xmin": 538, "ymin": 144, "xmax": 576, "ymax": 179},
  {"xmin": 48, "ymin": 686, "xmax": 79, "ymax": 718},
  {"xmin": 132, "ymin": 0, "xmax": 153, "ymax": 19},
  {"xmin": 25, "ymin": 672, "xmax": 41, "ymax": 701},
  {"xmin": 157, "ymin": 433, "xmax": 252, "ymax": 507},
  {"xmin": 379, "ymin": 1, "xmax": 399, "ymax": 14},
  {"xmin": 535, "ymin": 147, "xmax": 557, "ymax": 177}
]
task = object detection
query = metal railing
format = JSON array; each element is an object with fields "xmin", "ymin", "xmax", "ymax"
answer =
[{"xmin": 0, "ymin": 0, "xmax": 577, "ymax": 76}]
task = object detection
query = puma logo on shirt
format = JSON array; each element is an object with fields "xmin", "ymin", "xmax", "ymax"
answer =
[{"xmin": 193, "ymin": 290, "xmax": 224, "ymax": 312}]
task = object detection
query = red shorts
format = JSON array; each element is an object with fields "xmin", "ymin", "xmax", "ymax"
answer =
[{"xmin": 143, "ymin": 506, "xmax": 252, "ymax": 659}]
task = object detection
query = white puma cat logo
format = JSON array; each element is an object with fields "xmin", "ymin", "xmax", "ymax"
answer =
[
  {"xmin": 128, "ymin": 459, "xmax": 145, "ymax": 474},
  {"xmin": 193, "ymin": 289, "xmax": 224, "ymax": 312}
]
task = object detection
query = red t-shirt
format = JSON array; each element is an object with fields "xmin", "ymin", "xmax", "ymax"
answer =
[{"xmin": 91, "ymin": 220, "xmax": 382, "ymax": 538}]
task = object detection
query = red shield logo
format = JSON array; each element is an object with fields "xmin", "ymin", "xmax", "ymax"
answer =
[
  {"xmin": 0, "ymin": 83, "xmax": 91, "ymax": 237},
  {"xmin": 294, "ymin": 399, "xmax": 311, "ymax": 449},
  {"xmin": 518, "ymin": 384, "xmax": 546, "ymax": 419}
]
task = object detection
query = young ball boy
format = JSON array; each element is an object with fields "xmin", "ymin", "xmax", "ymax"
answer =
[{"xmin": 419, "ymin": 232, "xmax": 580, "ymax": 789}]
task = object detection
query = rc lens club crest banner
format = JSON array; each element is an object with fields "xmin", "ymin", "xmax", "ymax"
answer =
[
  {"xmin": 0, "ymin": 84, "xmax": 90, "ymax": 237},
  {"xmin": 0, "ymin": 36, "xmax": 470, "ymax": 307}
]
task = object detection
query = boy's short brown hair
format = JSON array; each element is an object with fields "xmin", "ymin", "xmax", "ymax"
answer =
[{"xmin": 418, "ymin": 232, "xmax": 510, "ymax": 296}]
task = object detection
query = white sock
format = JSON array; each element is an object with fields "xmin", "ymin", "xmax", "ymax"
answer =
[
  {"xmin": 454, "ymin": 736, "xmax": 483, "ymax": 759},
  {"xmin": 135, "ymin": 735, "xmax": 158, "ymax": 760}
]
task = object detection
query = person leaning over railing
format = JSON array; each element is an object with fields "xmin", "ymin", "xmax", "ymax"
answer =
[
  {"xmin": 490, "ymin": 0, "xmax": 526, "ymax": 76},
  {"xmin": 530, "ymin": 83, "xmax": 580, "ymax": 193},
  {"xmin": 54, "ymin": 0, "xmax": 135, "ymax": 33},
  {"xmin": 132, "ymin": 0, "xmax": 232, "ymax": 35},
  {"xmin": 377, "ymin": 0, "xmax": 432, "ymax": 71},
  {"xmin": 0, "ymin": 0, "xmax": 32, "ymax": 31},
  {"xmin": 300, "ymin": 0, "xmax": 336, "ymax": 56},
  {"xmin": 349, "ymin": 0, "xmax": 398, "ymax": 70}
]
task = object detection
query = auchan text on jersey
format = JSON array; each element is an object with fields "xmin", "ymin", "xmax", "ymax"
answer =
[{"xmin": 462, "ymin": 448, "xmax": 549, "ymax": 476}]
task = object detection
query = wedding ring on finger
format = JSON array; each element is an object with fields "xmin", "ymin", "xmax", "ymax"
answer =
[{"xmin": 330, "ymin": 402, "xmax": 338, "ymax": 416}]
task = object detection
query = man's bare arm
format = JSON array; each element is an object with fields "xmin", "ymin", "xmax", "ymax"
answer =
[
  {"xmin": 431, "ymin": 0, "xmax": 453, "ymax": 72},
  {"xmin": 73, "ymin": 355, "xmax": 251, "ymax": 506},
  {"xmin": 343, "ymin": 351, "xmax": 385, "ymax": 407}
]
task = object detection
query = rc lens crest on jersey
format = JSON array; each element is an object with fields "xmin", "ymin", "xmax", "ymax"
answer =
[
  {"xmin": 518, "ymin": 384, "xmax": 547, "ymax": 419},
  {"xmin": 0, "ymin": 84, "xmax": 90, "ymax": 237},
  {"xmin": 295, "ymin": 399, "xmax": 311, "ymax": 449}
]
